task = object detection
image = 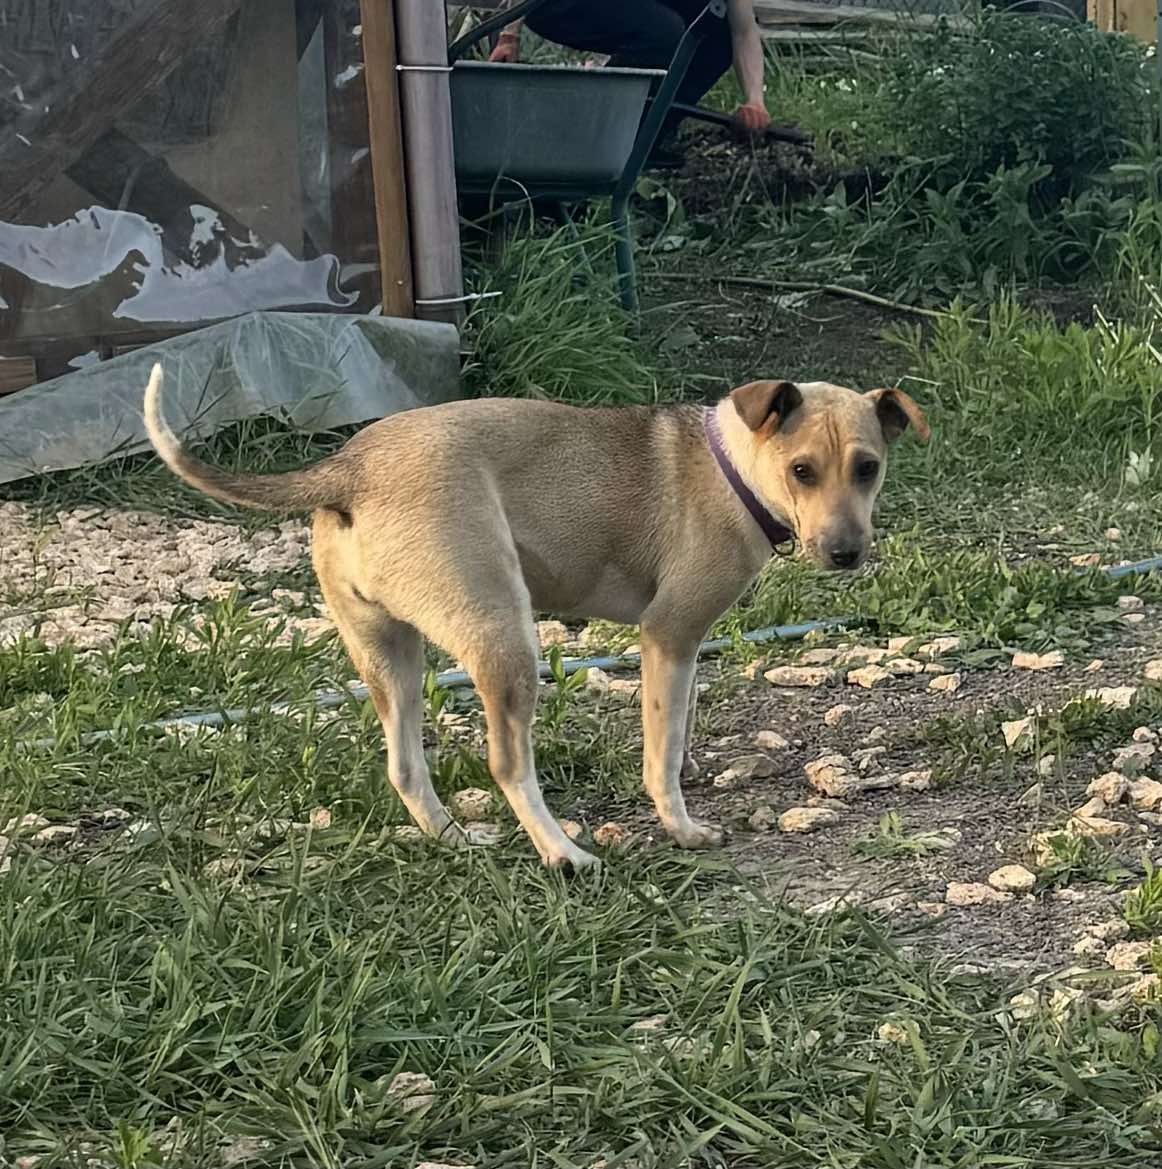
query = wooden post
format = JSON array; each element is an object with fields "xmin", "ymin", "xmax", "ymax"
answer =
[
  {"xmin": 395, "ymin": 0, "xmax": 465, "ymax": 327},
  {"xmin": 1088, "ymin": 0, "xmax": 1157, "ymax": 40},
  {"xmin": 359, "ymin": 0, "xmax": 415, "ymax": 318}
]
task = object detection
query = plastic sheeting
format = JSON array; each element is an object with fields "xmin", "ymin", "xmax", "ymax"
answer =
[
  {"xmin": 0, "ymin": 310, "xmax": 460, "ymax": 485},
  {"xmin": 1, "ymin": 0, "xmax": 390, "ymax": 377}
]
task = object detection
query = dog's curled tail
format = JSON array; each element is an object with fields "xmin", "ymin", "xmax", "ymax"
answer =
[{"xmin": 143, "ymin": 363, "xmax": 349, "ymax": 513}]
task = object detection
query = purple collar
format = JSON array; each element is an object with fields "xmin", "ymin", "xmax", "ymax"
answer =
[{"xmin": 703, "ymin": 407, "xmax": 794, "ymax": 550}]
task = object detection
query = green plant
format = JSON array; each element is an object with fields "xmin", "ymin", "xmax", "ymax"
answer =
[
  {"xmin": 538, "ymin": 644, "xmax": 590, "ymax": 732},
  {"xmin": 880, "ymin": 12, "xmax": 1149, "ymax": 197},
  {"xmin": 1037, "ymin": 830, "xmax": 1125, "ymax": 888},
  {"xmin": 1125, "ymin": 860, "xmax": 1162, "ymax": 935},
  {"xmin": 853, "ymin": 811, "xmax": 958, "ymax": 859},
  {"xmin": 892, "ymin": 297, "xmax": 1162, "ymax": 479},
  {"xmin": 462, "ymin": 222, "xmax": 663, "ymax": 405}
]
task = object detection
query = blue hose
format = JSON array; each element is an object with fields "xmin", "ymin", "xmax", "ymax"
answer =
[
  {"xmin": 20, "ymin": 616, "xmax": 854, "ymax": 749},
  {"xmin": 19, "ymin": 549, "xmax": 1162, "ymax": 751}
]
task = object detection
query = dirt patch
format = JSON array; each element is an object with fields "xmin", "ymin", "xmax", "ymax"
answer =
[
  {"xmin": 642, "ymin": 635, "xmax": 1162, "ymax": 973},
  {"xmin": 669, "ymin": 124, "xmax": 887, "ymax": 218}
]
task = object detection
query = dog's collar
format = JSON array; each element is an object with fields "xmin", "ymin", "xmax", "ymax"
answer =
[{"xmin": 702, "ymin": 406, "xmax": 795, "ymax": 550}]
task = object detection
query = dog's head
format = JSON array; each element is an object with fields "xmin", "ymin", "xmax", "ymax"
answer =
[{"xmin": 728, "ymin": 379, "xmax": 929, "ymax": 571}]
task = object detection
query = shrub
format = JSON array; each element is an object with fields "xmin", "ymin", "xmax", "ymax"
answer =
[{"xmin": 881, "ymin": 11, "xmax": 1150, "ymax": 198}]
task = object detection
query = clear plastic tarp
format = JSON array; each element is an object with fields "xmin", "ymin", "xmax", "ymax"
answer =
[
  {"xmin": 1, "ymin": 0, "xmax": 392, "ymax": 384},
  {"xmin": 0, "ymin": 310, "xmax": 460, "ymax": 484}
]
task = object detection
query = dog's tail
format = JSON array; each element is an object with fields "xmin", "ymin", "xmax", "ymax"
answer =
[{"xmin": 143, "ymin": 363, "xmax": 350, "ymax": 513}]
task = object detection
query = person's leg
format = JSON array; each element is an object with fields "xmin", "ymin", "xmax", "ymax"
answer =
[
  {"xmin": 526, "ymin": 0, "xmax": 684, "ymax": 65},
  {"xmin": 657, "ymin": 0, "xmax": 735, "ymax": 110}
]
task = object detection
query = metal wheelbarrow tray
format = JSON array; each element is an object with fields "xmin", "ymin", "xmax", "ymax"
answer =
[{"xmin": 450, "ymin": 61, "xmax": 664, "ymax": 194}]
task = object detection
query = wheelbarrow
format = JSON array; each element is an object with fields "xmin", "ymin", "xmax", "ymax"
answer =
[{"xmin": 447, "ymin": 0, "xmax": 728, "ymax": 312}]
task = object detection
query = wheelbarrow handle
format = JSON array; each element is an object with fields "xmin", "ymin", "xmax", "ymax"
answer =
[{"xmin": 664, "ymin": 100, "xmax": 814, "ymax": 146}]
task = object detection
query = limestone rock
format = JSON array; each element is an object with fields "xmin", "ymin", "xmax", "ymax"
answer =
[
  {"xmin": 1012, "ymin": 650, "xmax": 1065, "ymax": 671},
  {"xmin": 1130, "ymin": 778, "xmax": 1162, "ymax": 812},
  {"xmin": 1105, "ymin": 941, "xmax": 1153, "ymax": 971},
  {"xmin": 987, "ymin": 864, "xmax": 1036, "ymax": 894},
  {"xmin": 386, "ymin": 1071, "xmax": 436, "ymax": 1114},
  {"xmin": 1002, "ymin": 718, "xmax": 1034, "ymax": 750},
  {"xmin": 945, "ymin": 881, "xmax": 1012, "ymax": 907},
  {"xmin": 537, "ymin": 619, "xmax": 571, "ymax": 647},
  {"xmin": 764, "ymin": 665, "xmax": 837, "ymax": 688},
  {"xmin": 917, "ymin": 636, "xmax": 962, "ymax": 658},
  {"xmin": 1087, "ymin": 772, "xmax": 1129, "ymax": 804},
  {"xmin": 778, "ymin": 806, "xmax": 840, "ymax": 834},
  {"xmin": 823, "ymin": 704, "xmax": 854, "ymax": 728},
  {"xmin": 886, "ymin": 657, "xmax": 925, "ymax": 676},
  {"xmin": 847, "ymin": 664, "xmax": 892, "ymax": 689},
  {"xmin": 449, "ymin": 788, "xmax": 493, "ymax": 822},
  {"xmin": 753, "ymin": 730, "xmax": 789, "ymax": 750},
  {"xmin": 748, "ymin": 805, "xmax": 778, "ymax": 832},
  {"xmin": 1086, "ymin": 686, "xmax": 1138, "ymax": 710},
  {"xmin": 593, "ymin": 821, "xmax": 631, "ymax": 848},
  {"xmin": 929, "ymin": 672, "xmax": 961, "ymax": 694}
]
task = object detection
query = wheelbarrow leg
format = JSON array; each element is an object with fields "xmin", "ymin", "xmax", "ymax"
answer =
[{"xmin": 611, "ymin": 188, "xmax": 637, "ymax": 313}]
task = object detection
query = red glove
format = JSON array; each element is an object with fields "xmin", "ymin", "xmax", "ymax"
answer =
[
  {"xmin": 733, "ymin": 102, "xmax": 771, "ymax": 133},
  {"xmin": 489, "ymin": 32, "xmax": 520, "ymax": 63}
]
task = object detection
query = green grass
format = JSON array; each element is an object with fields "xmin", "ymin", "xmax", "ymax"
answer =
[
  {"xmin": 4, "ymin": 645, "xmax": 1162, "ymax": 1167},
  {"xmin": 462, "ymin": 222, "xmax": 666, "ymax": 405}
]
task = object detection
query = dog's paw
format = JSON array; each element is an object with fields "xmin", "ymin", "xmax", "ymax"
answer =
[
  {"xmin": 680, "ymin": 752, "xmax": 702, "ymax": 780},
  {"xmin": 543, "ymin": 843, "xmax": 601, "ymax": 874},
  {"xmin": 668, "ymin": 819, "xmax": 724, "ymax": 850}
]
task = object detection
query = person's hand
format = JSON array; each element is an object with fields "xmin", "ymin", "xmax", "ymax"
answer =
[
  {"xmin": 489, "ymin": 32, "xmax": 520, "ymax": 63},
  {"xmin": 733, "ymin": 101, "xmax": 770, "ymax": 134}
]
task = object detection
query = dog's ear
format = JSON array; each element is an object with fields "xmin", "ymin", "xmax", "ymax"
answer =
[
  {"xmin": 865, "ymin": 387, "xmax": 930, "ymax": 443},
  {"xmin": 730, "ymin": 380, "xmax": 802, "ymax": 432}
]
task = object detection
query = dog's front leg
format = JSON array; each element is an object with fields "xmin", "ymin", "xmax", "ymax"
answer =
[{"xmin": 639, "ymin": 633, "xmax": 722, "ymax": 849}]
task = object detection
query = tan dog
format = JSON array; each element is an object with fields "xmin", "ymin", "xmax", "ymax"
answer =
[{"xmin": 143, "ymin": 367, "xmax": 927, "ymax": 870}]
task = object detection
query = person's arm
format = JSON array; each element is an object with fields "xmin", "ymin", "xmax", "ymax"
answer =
[
  {"xmin": 488, "ymin": 0, "xmax": 523, "ymax": 62},
  {"xmin": 726, "ymin": 0, "xmax": 770, "ymax": 131}
]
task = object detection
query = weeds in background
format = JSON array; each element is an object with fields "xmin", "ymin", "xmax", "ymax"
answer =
[
  {"xmin": 463, "ymin": 222, "xmax": 664, "ymax": 404},
  {"xmin": 891, "ymin": 296, "xmax": 1162, "ymax": 480},
  {"xmin": 729, "ymin": 532, "xmax": 1159, "ymax": 649}
]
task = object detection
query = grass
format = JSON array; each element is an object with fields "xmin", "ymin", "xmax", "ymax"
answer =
[
  {"xmin": 462, "ymin": 223, "xmax": 666, "ymax": 405},
  {"xmin": 3, "ymin": 632, "xmax": 1162, "ymax": 1167}
]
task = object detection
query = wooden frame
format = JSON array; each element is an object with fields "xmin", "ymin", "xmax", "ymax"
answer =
[
  {"xmin": 359, "ymin": 0, "xmax": 415, "ymax": 318},
  {"xmin": 1086, "ymin": 0, "xmax": 1157, "ymax": 40}
]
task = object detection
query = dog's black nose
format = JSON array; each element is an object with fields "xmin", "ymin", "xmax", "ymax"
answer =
[{"xmin": 829, "ymin": 545, "xmax": 861, "ymax": 569}]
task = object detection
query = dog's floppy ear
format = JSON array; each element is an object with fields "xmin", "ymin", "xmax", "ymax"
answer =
[
  {"xmin": 730, "ymin": 380, "xmax": 802, "ymax": 432},
  {"xmin": 865, "ymin": 387, "xmax": 930, "ymax": 443}
]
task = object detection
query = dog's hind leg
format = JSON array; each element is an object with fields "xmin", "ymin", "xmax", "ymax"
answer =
[
  {"xmin": 456, "ymin": 612, "xmax": 599, "ymax": 871},
  {"xmin": 322, "ymin": 583, "xmax": 465, "ymax": 844}
]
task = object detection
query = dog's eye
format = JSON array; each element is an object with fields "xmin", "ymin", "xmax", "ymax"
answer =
[
  {"xmin": 792, "ymin": 463, "xmax": 814, "ymax": 485},
  {"xmin": 855, "ymin": 459, "xmax": 880, "ymax": 482}
]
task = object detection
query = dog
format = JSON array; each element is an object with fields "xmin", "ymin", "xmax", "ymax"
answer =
[{"xmin": 143, "ymin": 367, "xmax": 927, "ymax": 870}]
